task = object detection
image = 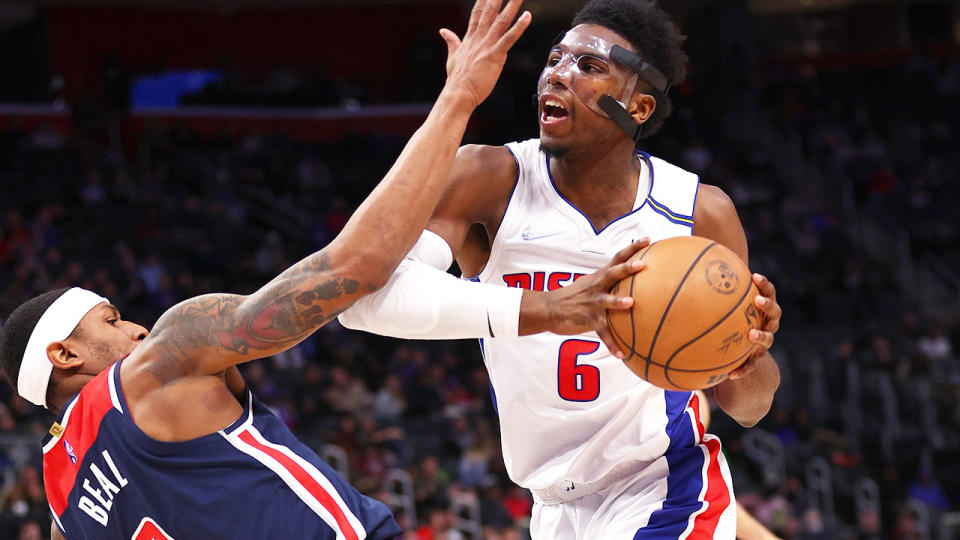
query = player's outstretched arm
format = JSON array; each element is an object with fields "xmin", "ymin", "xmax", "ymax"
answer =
[
  {"xmin": 339, "ymin": 235, "xmax": 647, "ymax": 357},
  {"xmin": 693, "ymin": 184, "xmax": 781, "ymax": 427},
  {"xmin": 133, "ymin": 0, "xmax": 532, "ymax": 381}
]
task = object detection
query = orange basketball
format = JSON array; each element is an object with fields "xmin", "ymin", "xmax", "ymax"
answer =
[{"xmin": 607, "ymin": 236, "xmax": 763, "ymax": 391}]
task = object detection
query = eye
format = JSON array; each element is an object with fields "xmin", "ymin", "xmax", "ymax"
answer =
[
  {"xmin": 107, "ymin": 318, "xmax": 119, "ymax": 326},
  {"xmin": 578, "ymin": 58, "xmax": 605, "ymax": 73},
  {"xmin": 546, "ymin": 55, "xmax": 560, "ymax": 67}
]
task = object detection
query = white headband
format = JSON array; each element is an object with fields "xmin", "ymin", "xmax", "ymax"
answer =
[{"xmin": 18, "ymin": 288, "xmax": 108, "ymax": 408}]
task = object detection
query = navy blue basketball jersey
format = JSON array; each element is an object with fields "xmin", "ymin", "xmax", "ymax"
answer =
[{"xmin": 42, "ymin": 360, "xmax": 401, "ymax": 540}]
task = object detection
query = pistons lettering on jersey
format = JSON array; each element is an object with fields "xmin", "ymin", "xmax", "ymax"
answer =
[
  {"xmin": 503, "ymin": 271, "xmax": 585, "ymax": 291},
  {"xmin": 77, "ymin": 449, "xmax": 128, "ymax": 527}
]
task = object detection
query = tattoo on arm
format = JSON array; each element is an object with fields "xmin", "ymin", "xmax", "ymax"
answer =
[{"xmin": 146, "ymin": 251, "xmax": 371, "ymax": 382}]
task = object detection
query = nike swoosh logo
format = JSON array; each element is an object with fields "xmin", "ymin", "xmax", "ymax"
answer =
[{"xmin": 521, "ymin": 231, "xmax": 563, "ymax": 241}]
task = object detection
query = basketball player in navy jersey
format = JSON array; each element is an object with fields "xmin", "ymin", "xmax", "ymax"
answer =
[
  {"xmin": 339, "ymin": 0, "xmax": 783, "ymax": 538},
  {"xmin": 0, "ymin": 2, "xmax": 595, "ymax": 538}
]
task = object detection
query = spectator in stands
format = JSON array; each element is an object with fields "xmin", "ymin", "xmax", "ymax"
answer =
[
  {"xmin": 324, "ymin": 365, "xmax": 373, "ymax": 415},
  {"xmin": 917, "ymin": 324, "xmax": 952, "ymax": 361},
  {"xmin": 457, "ymin": 419, "xmax": 494, "ymax": 487},
  {"xmin": 414, "ymin": 455, "xmax": 451, "ymax": 513},
  {"xmin": 907, "ymin": 467, "xmax": 951, "ymax": 512},
  {"xmin": 16, "ymin": 520, "xmax": 42, "ymax": 540},
  {"xmin": 478, "ymin": 482, "xmax": 520, "ymax": 540},
  {"xmin": 373, "ymin": 373, "xmax": 407, "ymax": 420},
  {"xmin": 414, "ymin": 498, "xmax": 463, "ymax": 540},
  {"xmin": 0, "ymin": 465, "xmax": 46, "ymax": 538}
]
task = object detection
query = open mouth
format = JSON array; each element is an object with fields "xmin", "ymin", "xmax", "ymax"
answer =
[{"xmin": 541, "ymin": 98, "xmax": 569, "ymax": 124}]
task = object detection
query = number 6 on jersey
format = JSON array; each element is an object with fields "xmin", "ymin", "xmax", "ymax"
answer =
[{"xmin": 557, "ymin": 340, "xmax": 601, "ymax": 402}]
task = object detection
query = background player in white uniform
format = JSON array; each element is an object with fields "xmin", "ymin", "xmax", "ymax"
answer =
[{"xmin": 339, "ymin": 0, "xmax": 783, "ymax": 538}]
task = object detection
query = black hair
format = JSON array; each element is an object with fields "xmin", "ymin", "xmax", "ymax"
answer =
[
  {"xmin": 0, "ymin": 288, "xmax": 70, "ymax": 392},
  {"xmin": 572, "ymin": 0, "xmax": 687, "ymax": 138}
]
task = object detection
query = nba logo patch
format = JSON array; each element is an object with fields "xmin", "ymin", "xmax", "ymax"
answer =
[{"xmin": 63, "ymin": 439, "xmax": 77, "ymax": 464}]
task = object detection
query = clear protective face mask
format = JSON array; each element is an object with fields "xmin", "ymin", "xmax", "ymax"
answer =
[{"xmin": 536, "ymin": 34, "xmax": 639, "ymax": 118}]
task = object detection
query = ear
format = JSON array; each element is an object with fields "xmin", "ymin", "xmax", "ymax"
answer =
[
  {"xmin": 628, "ymin": 92, "xmax": 657, "ymax": 125},
  {"xmin": 46, "ymin": 341, "xmax": 83, "ymax": 371}
]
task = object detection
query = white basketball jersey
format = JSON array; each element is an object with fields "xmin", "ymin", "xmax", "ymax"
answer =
[{"xmin": 478, "ymin": 139, "xmax": 702, "ymax": 491}]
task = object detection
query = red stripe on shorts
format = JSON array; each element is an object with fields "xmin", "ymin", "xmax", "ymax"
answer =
[
  {"xmin": 689, "ymin": 392, "xmax": 706, "ymax": 442},
  {"xmin": 687, "ymin": 437, "xmax": 731, "ymax": 539}
]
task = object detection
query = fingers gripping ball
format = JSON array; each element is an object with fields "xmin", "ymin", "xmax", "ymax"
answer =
[{"xmin": 607, "ymin": 236, "xmax": 763, "ymax": 391}]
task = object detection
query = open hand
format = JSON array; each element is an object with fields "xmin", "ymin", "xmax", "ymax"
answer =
[{"xmin": 439, "ymin": 0, "xmax": 532, "ymax": 109}]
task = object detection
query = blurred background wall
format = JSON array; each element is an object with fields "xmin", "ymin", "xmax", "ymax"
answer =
[{"xmin": 0, "ymin": 1, "xmax": 958, "ymax": 539}]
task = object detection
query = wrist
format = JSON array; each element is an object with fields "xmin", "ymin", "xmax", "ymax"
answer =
[
  {"xmin": 518, "ymin": 290, "xmax": 551, "ymax": 336},
  {"xmin": 436, "ymin": 85, "xmax": 479, "ymax": 113}
]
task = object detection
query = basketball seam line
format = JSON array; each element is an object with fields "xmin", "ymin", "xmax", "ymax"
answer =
[
  {"xmin": 645, "ymin": 241, "xmax": 717, "ymax": 383},
  {"xmin": 610, "ymin": 245, "xmax": 654, "ymax": 366},
  {"xmin": 664, "ymin": 345, "xmax": 759, "ymax": 391},
  {"xmin": 663, "ymin": 279, "xmax": 756, "ymax": 388},
  {"xmin": 609, "ymin": 280, "xmax": 631, "ymax": 356}
]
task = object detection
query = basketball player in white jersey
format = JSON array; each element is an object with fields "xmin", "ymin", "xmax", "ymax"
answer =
[{"xmin": 339, "ymin": 0, "xmax": 782, "ymax": 538}]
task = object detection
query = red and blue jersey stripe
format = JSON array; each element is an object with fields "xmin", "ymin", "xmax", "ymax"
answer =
[{"xmin": 636, "ymin": 391, "xmax": 733, "ymax": 539}]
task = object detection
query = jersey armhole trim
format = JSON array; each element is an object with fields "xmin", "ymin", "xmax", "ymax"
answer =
[
  {"xmin": 690, "ymin": 175, "xmax": 701, "ymax": 230},
  {"xmin": 220, "ymin": 391, "xmax": 256, "ymax": 437},
  {"xmin": 645, "ymin": 195, "xmax": 694, "ymax": 227},
  {"xmin": 50, "ymin": 503, "xmax": 66, "ymax": 536},
  {"xmin": 108, "ymin": 362, "xmax": 123, "ymax": 413},
  {"xmin": 469, "ymin": 143, "xmax": 521, "ymax": 282}
]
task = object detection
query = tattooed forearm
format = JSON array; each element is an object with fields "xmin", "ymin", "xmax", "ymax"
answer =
[{"xmin": 145, "ymin": 248, "xmax": 373, "ymax": 380}]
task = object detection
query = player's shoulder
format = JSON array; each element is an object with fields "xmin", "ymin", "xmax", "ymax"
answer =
[
  {"xmin": 441, "ymin": 143, "xmax": 521, "ymax": 221},
  {"xmin": 454, "ymin": 143, "xmax": 520, "ymax": 183},
  {"xmin": 692, "ymin": 183, "xmax": 748, "ymax": 261},
  {"xmin": 694, "ymin": 183, "xmax": 737, "ymax": 224}
]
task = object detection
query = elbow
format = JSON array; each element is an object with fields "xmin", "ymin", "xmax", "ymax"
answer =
[
  {"xmin": 715, "ymin": 368, "xmax": 780, "ymax": 427},
  {"xmin": 322, "ymin": 240, "xmax": 403, "ymax": 296},
  {"xmin": 734, "ymin": 409, "xmax": 767, "ymax": 428},
  {"xmin": 360, "ymin": 271, "xmax": 390, "ymax": 294},
  {"xmin": 344, "ymin": 253, "xmax": 394, "ymax": 293},
  {"xmin": 726, "ymin": 393, "xmax": 774, "ymax": 428}
]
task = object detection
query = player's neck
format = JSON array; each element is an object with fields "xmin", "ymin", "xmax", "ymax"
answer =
[
  {"xmin": 550, "ymin": 145, "xmax": 641, "ymax": 230},
  {"xmin": 47, "ymin": 386, "xmax": 74, "ymax": 417},
  {"xmin": 47, "ymin": 372, "xmax": 96, "ymax": 416}
]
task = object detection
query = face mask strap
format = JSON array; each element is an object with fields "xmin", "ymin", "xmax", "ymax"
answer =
[
  {"xmin": 609, "ymin": 45, "xmax": 669, "ymax": 93},
  {"xmin": 598, "ymin": 95, "xmax": 644, "ymax": 144},
  {"xmin": 600, "ymin": 45, "xmax": 671, "ymax": 145}
]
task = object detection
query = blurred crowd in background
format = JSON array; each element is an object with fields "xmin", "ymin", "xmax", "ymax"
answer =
[{"xmin": 1, "ymin": 1, "xmax": 959, "ymax": 539}]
